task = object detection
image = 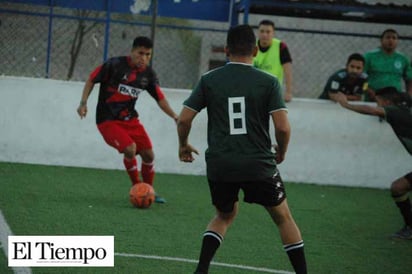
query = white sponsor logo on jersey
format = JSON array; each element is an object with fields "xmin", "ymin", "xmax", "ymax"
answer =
[
  {"xmin": 331, "ymin": 80, "xmax": 340, "ymax": 90},
  {"xmin": 118, "ymin": 84, "xmax": 144, "ymax": 98}
]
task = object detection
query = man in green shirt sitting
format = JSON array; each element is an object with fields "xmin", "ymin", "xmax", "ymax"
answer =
[{"xmin": 364, "ymin": 29, "xmax": 412, "ymax": 101}]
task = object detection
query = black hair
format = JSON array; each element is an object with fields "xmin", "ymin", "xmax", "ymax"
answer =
[
  {"xmin": 376, "ymin": 86, "xmax": 412, "ymax": 108},
  {"xmin": 132, "ymin": 36, "xmax": 153, "ymax": 49},
  {"xmin": 258, "ymin": 19, "xmax": 275, "ymax": 29},
  {"xmin": 380, "ymin": 29, "xmax": 399, "ymax": 39},
  {"xmin": 226, "ymin": 24, "xmax": 256, "ymax": 57},
  {"xmin": 346, "ymin": 53, "xmax": 365, "ymax": 65}
]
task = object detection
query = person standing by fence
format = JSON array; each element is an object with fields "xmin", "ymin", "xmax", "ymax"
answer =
[{"xmin": 254, "ymin": 19, "xmax": 294, "ymax": 102}]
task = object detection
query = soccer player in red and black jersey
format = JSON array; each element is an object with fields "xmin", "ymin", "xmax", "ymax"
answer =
[{"xmin": 77, "ymin": 36, "xmax": 178, "ymax": 203}]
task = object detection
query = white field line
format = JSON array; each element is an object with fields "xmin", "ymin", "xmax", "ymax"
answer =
[
  {"xmin": 115, "ymin": 252, "xmax": 294, "ymax": 274},
  {"xmin": 0, "ymin": 209, "xmax": 292, "ymax": 274},
  {"xmin": 0, "ymin": 209, "xmax": 32, "ymax": 274}
]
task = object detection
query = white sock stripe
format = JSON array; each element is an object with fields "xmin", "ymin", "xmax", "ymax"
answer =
[
  {"xmin": 142, "ymin": 161, "xmax": 154, "ymax": 166},
  {"xmin": 203, "ymin": 231, "xmax": 223, "ymax": 243},
  {"xmin": 283, "ymin": 241, "xmax": 304, "ymax": 252}
]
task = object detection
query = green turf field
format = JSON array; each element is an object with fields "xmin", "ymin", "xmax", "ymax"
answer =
[{"xmin": 0, "ymin": 162, "xmax": 411, "ymax": 273}]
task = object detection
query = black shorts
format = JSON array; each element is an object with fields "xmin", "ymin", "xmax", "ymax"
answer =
[{"xmin": 208, "ymin": 169, "xmax": 286, "ymax": 213}]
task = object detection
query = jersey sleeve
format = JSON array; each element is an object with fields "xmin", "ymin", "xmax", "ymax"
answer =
[
  {"xmin": 360, "ymin": 74, "xmax": 369, "ymax": 93},
  {"xmin": 268, "ymin": 78, "xmax": 286, "ymax": 113},
  {"xmin": 324, "ymin": 73, "xmax": 341, "ymax": 94},
  {"xmin": 145, "ymin": 69, "xmax": 166, "ymax": 102},
  {"xmin": 183, "ymin": 78, "xmax": 206, "ymax": 112},
  {"xmin": 89, "ymin": 59, "xmax": 114, "ymax": 83},
  {"xmin": 279, "ymin": 42, "xmax": 292, "ymax": 64}
]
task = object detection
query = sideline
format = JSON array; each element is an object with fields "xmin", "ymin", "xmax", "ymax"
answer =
[
  {"xmin": 0, "ymin": 209, "xmax": 32, "ymax": 274},
  {"xmin": 115, "ymin": 252, "xmax": 294, "ymax": 274},
  {"xmin": 0, "ymin": 209, "xmax": 291, "ymax": 274}
]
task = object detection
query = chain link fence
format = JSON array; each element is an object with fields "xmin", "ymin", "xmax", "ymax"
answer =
[{"xmin": 1, "ymin": 1, "xmax": 411, "ymax": 98}]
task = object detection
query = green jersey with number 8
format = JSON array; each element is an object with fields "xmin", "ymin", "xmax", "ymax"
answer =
[{"xmin": 183, "ymin": 62, "xmax": 287, "ymax": 182}]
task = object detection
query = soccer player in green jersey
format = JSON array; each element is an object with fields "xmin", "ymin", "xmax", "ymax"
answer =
[
  {"xmin": 363, "ymin": 29, "xmax": 412, "ymax": 101},
  {"xmin": 177, "ymin": 25, "xmax": 307, "ymax": 273},
  {"xmin": 335, "ymin": 87, "xmax": 412, "ymax": 240}
]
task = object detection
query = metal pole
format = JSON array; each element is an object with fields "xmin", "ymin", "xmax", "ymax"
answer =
[
  {"xmin": 103, "ymin": 0, "xmax": 111, "ymax": 62},
  {"xmin": 150, "ymin": 0, "xmax": 158, "ymax": 66},
  {"xmin": 45, "ymin": 0, "xmax": 54, "ymax": 78},
  {"xmin": 243, "ymin": 0, "xmax": 250, "ymax": 24}
]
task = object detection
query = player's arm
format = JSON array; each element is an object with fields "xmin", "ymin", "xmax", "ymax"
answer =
[
  {"xmin": 329, "ymin": 92, "xmax": 361, "ymax": 102},
  {"xmin": 280, "ymin": 43, "xmax": 293, "ymax": 102},
  {"xmin": 271, "ymin": 110, "xmax": 290, "ymax": 164},
  {"xmin": 283, "ymin": 62, "xmax": 293, "ymax": 102},
  {"xmin": 334, "ymin": 92, "xmax": 385, "ymax": 117},
  {"xmin": 345, "ymin": 94, "xmax": 362, "ymax": 101},
  {"xmin": 157, "ymin": 98, "xmax": 179, "ymax": 123},
  {"xmin": 365, "ymin": 87, "xmax": 376, "ymax": 101},
  {"xmin": 77, "ymin": 78, "xmax": 95, "ymax": 119},
  {"xmin": 177, "ymin": 106, "xmax": 199, "ymax": 162}
]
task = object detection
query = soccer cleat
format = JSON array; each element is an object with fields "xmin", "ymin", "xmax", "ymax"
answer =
[
  {"xmin": 154, "ymin": 194, "xmax": 166, "ymax": 204},
  {"xmin": 391, "ymin": 226, "xmax": 412, "ymax": 240}
]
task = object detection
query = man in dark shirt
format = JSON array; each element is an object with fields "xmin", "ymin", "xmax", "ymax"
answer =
[
  {"xmin": 319, "ymin": 53, "xmax": 368, "ymax": 101},
  {"xmin": 335, "ymin": 87, "xmax": 412, "ymax": 239},
  {"xmin": 178, "ymin": 25, "xmax": 307, "ymax": 274}
]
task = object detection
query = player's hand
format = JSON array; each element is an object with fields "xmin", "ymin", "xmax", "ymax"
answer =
[
  {"xmin": 77, "ymin": 104, "xmax": 88, "ymax": 119},
  {"xmin": 179, "ymin": 144, "xmax": 199, "ymax": 162},
  {"xmin": 273, "ymin": 144, "xmax": 286, "ymax": 164},
  {"xmin": 284, "ymin": 92, "xmax": 292, "ymax": 103},
  {"xmin": 334, "ymin": 92, "xmax": 348, "ymax": 106}
]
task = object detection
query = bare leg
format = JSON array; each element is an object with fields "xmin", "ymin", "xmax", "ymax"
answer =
[
  {"xmin": 194, "ymin": 203, "xmax": 238, "ymax": 274},
  {"xmin": 390, "ymin": 176, "xmax": 412, "ymax": 239},
  {"xmin": 265, "ymin": 199, "xmax": 307, "ymax": 274}
]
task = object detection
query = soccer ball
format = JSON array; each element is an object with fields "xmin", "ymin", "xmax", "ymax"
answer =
[{"xmin": 129, "ymin": 182, "xmax": 155, "ymax": 209}]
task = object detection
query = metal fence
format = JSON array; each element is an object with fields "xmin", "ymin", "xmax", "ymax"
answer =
[{"xmin": 1, "ymin": 1, "xmax": 411, "ymax": 98}]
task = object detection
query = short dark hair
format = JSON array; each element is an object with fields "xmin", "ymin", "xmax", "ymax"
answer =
[
  {"xmin": 132, "ymin": 36, "xmax": 153, "ymax": 49},
  {"xmin": 375, "ymin": 86, "xmax": 398, "ymax": 99},
  {"xmin": 346, "ymin": 53, "xmax": 365, "ymax": 65},
  {"xmin": 376, "ymin": 86, "xmax": 411, "ymax": 107},
  {"xmin": 258, "ymin": 19, "xmax": 275, "ymax": 29},
  {"xmin": 226, "ymin": 24, "xmax": 256, "ymax": 56},
  {"xmin": 380, "ymin": 29, "xmax": 398, "ymax": 39}
]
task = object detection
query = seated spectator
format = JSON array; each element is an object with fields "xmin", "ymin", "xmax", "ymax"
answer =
[
  {"xmin": 319, "ymin": 53, "xmax": 368, "ymax": 102},
  {"xmin": 363, "ymin": 29, "xmax": 412, "ymax": 101}
]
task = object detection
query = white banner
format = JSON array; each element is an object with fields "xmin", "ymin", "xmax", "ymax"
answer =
[{"xmin": 8, "ymin": 236, "xmax": 114, "ymax": 267}]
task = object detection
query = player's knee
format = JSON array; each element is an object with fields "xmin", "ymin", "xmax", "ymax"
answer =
[
  {"xmin": 390, "ymin": 177, "xmax": 408, "ymax": 197},
  {"xmin": 139, "ymin": 149, "xmax": 154, "ymax": 163},
  {"xmin": 123, "ymin": 143, "xmax": 136, "ymax": 159},
  {"xmin": 216, "ymin": 204, "xmax": 237, "ymax": 222}
]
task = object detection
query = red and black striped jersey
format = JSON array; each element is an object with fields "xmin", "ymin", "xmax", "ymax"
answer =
[{"xmin": 90, "ymin": 56, "xmax": 165, "ymax": 124}]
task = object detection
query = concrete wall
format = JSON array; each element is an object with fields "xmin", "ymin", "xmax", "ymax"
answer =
[{"xmin": 0, "ymin": 76, "xmax": 410, "ymax": 189}]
